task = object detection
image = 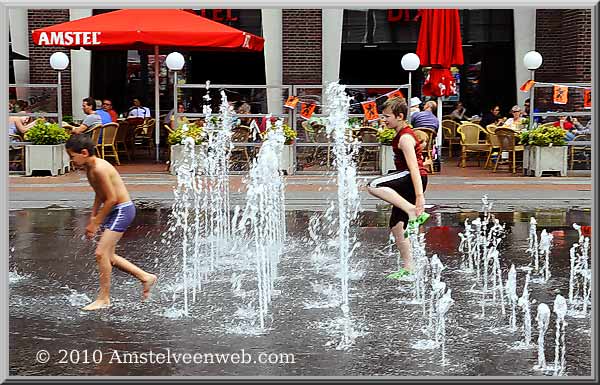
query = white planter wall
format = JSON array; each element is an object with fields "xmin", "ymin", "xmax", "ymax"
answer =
[
  {"xmin": 25, "ymin": 144, "xmax": 67, "ymax": 176},
  {"xmin": 524, "ymin": 145, "xmax": 568, "ymax": 176},
  {"xmin": 280, "ymin": 144, "xmax": 295, "ymax": 175},
  {"xmin": 380, "ymin": 145, "xmax": 395, "ymax": 175},
  {"xmin": 169, "ymin": 144, "xmax": 204, "ymax": 175}
]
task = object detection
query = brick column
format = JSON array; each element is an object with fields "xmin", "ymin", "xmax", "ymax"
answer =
[
  {"xmin": 534, "ymin": 9, "xmax": 591, "ymax": 113},
  {"xmin": 27, "ymin": 9, "xmax": 72, "ymax": 115},
  {"xmin": 282, "ymin": 9, "xmax": 322, "ymax": 85}
]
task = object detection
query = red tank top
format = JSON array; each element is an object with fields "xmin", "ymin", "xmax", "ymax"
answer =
[{"xmin": 391, "ymin": 126, "xmax": 428, "ymax": 176}]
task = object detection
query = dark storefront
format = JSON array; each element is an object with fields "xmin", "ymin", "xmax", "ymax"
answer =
[
  {"xmin": 340, "ymin": 9, "xmax": 516, "ymax": 116},
  {"xmin": 89, "ymin": 9, "xmax": 265, "ymax": 116}
]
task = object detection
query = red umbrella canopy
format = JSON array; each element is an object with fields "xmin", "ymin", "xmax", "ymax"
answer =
[
  {"xmin": 32, "ymin": 9, "xmax": 264, "ymax": 51},
  {"xmin": 416, "ymin": 9, "xmax": 464, "ymax": 97}
]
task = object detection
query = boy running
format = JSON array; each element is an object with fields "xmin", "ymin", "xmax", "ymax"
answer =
[
  {"xmin": 367, "ymin": 97, "xmax": 430, "ymax": 275},
  {"xmin": 66, "ymin": 135, "xmax": 157, "ymax": 311}
]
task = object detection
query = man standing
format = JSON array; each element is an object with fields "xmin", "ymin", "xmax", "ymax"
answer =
[
  {"xmin": 102, "ymin": 99, "xmax": 118, "ymax": 122},
  {"xmin": 410, "ymin": 100, "xmax": 439, "ymax": 132}
]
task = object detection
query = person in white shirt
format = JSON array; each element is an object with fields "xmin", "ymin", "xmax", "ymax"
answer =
[
  {"xmin": 503, "ymin": 105, "xmax": 525, "ymax": 130},
  {"xmin": 127, "ymin": 98, "xmax": 151, "ymax": 118}
]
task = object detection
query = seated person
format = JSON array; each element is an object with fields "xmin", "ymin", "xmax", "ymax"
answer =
[
  {"xmin": 165, "ymin": 103, "xmax": 190, "ymax": 130},
  {"xmin": 449, "ymin": 101, "xmax": 469, "ymax": 122},
  {"xmin": 502, "ymin": 105, "xmax": 525, "ymax": 130},
  {"xmin": 66, "ymin": 97, "xmax": 103, "ymax": 135},
  {"xmin": 236, "ymin": 101, "xmax": 253, "ymax": 126},
  {"xmin": 127, "ymin": 98, "xmax": 151, "ymax": 118},
  {"xmin": 410, "ymin": 100, "xmax": 439, "ymax": 132},
  {"xmin": 409, "ymin": 97, "xmax": 422, "ymax": 115},
  {"xmin": 9, "ymin": 115, "xmax": 38, "ymax": 138},
  {"xmin": 480, "ymin": 105, "xmax": 504, "ymax": 128},
  {"xmin": 563, "ymin": 117, "xmax": 590, "ymax": 141},
  {"xmin": 102, "ymin": 99, "xmax": 118, "ymax": 122}
]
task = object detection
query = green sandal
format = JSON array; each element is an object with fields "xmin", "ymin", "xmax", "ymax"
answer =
[
  {"xmin": 386, "ymin": 268, "xmax": 412, "ymax": 279},
  {"xmin": 404, "ymin": 212, "xmax": 431, "ymax": 238}
]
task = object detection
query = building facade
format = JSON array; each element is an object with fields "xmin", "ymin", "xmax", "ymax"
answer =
[{"xmin": 8, "ymin": 8, "xmax": 592, "ymax": 119}]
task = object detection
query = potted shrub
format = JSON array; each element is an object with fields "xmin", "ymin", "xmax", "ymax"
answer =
[
  {"xmin": 23, "ymin": 121, "xmax": 70, "ymax": 176},
  {"xmin": 168, "ymin": 123, "xmax": 206, "ymax": 175},
  {"xmin": 262, "ymin": 122, "xmax": 298, "ymax": 175},
  {"xmin": 519, "ymin": 124, "xmax": 568, "ymax": 176},
  {"xmin": 378, "ymin": 128, "xmax": 396, "ymax": 175}
]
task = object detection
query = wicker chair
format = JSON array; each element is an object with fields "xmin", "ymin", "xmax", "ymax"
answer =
[
  {"xmin": 357, "ymin": 126, "xmax": 380, "ymax": 171},
  {"xmin": 569, "ymin": 134, "xmax": 592, "ymax": 170},
  {"xmin": 493, "ymin": 127, "xmax": 524, "ymax": 174},
  {"xmin": 456, "ymin": 123, "xmax": 490, "ymax": 168},
  {"xmin": 9, "ymin": 133, "xmax": 25, "ymax": 172},
  {"xmin": 99, "ymin": 122, "xmax": 120, "ymax": 165},
  {"xmin": 441, "ymin": 119, "xmax": 461, "ymax": 158},
  {"xmin": 413, "ymin": 127, "xmax": 437, "ymax": 174},
  {"xmin": 230, "ymin": 125, "xmax": 252, "ymax": 171}
]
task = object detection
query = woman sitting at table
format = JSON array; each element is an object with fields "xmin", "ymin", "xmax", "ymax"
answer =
[
  {"xmin": 449, "ymin": 101, "xmax": 469, "ymax": 122},
  {"xmin": 165, "ymin": 102, "xmax": 190, "ymax": 130},
  {"xmin": 480, "ymin": 105, "xmax": 505, "ymax": 128},
  {"xmin": 502, "ymin": 105, "xmax": 525, "ymax": 130},
  {"xmin": 9, "ymin": 115, "xmax": 38, "ymax": 138}
]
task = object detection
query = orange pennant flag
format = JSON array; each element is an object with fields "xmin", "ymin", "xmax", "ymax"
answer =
[
  {"xmin": 361, "ymin": 101, "xmax": 379, "ymax": 121},
  {"xmin": 520, "ymin": 80, "xmax": 535, "ymax": 92},
  {"xmin": 386, "ymin": 89, "xmax": 405, "ymax": 100},
  {"xmin": 553, "ymin": 85, "xmax": 568, "ymax": 104},
  {"xmin": 584, "ymin": 89, "xmax": 591, "ymax": 108},
  {"xmin": 284, "ymin": 95, "xmax": 299, "ymax": 109},
  {"xmin": 299, "ymin": 102, "xmax": 316, "ymax": 120}
]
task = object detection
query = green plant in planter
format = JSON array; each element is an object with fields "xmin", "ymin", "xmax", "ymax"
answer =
[
  {"xmin": 377, "ymin": 128, "xmax": 396, "ymax": 145},
  {"xmin": 519, "ymin": 124, "xmax": 566, "ymax": 147},
  {"xmin": 265, "ymin": 123, "xmax": 298, "ymax": 145},
  {"xmin": 24, "ymin": 121, "xmax": 69, "ymax": 145},
  {"xmin": 167, "ymin": 123, "xmax": 205, "ymax": 145},
  {"xmin": 347, "ymin": 117, "xmax": 363, "ymax": 127}
]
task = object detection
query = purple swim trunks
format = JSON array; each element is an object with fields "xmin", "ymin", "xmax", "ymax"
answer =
[{"xmin": 101, "ymin": 201, "xmax": 136, "ymax": 232}]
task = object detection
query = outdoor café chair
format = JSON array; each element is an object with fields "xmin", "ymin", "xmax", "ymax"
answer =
[
  {"xmin": 414, "ymin": 127, "xmax": 437, "ymax": 174},
  {"xmin": 230, "ymin": 125, "xmax": 252, "ymax": 171},
  {"xmin": 569, "ymin": 134, "xmax": 592, "ymax": 170},
  {"xmin": 441, "ymin": 119, "xmax": 460, "ymax": 158},
  {"xmin": 456, "ymin": 123, "xmax": 490, "ymax": 168},
  {"xmin": 9, "ymin": 133, "xmax": 26, "ymax": 172},
  {"xmin": 99, "ymin": 122, "xmax": 120, "ymax": 165},
  {"xmin": 357, "ymin": 126, "xmax": 379, "ymax": 171},
  {"xmin": 493, "ymin": 127, "xmax": 524, "ymax": 174},
  {"xmin": 484, "ymin": 131, "xmax": 502, "ymax": 169}
]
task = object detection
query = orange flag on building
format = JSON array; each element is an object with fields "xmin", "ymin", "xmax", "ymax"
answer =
[
  {"xmin": 299, "ymin": 102, "xmax": 316, "ymax": 120},
  {"xmin": 284, "ymin": 95, "xmax": 299, "ymax": 109},
  {"xmin": 386, "ymin": 89, "xmax": 405, "ymax": 100},
  {"xmin": 584, "ymin": 89, "xmax": 591, "ymax": 108},
  {"xmin": 553, "ymin": 85, "xmax": 568, "ymax": 104},
  {"xmin": 361, "ymin": 101, "xmax": 379, "ymax": 121},
  {"xmin": 519, "ymin": 80, "xmax": 535, "ymax": 92}
]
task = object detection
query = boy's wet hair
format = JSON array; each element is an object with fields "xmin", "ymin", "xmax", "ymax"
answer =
[
  {"xmin": 66, "ymin": 134, "xmax": 96, "ymax": 155},
  {"xmin": 382, "ymin": 97, "xmax": 408, "ymax": 119}
]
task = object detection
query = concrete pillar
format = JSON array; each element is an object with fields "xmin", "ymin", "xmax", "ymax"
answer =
[
  {"xmin": 9, "ymin": 9, "xmax": 30, "ymax": 99},
  {"xmin": 513, "ymin": 8, "xmax": 536, "ymax": 107},
  {"xmin": 261, "ymin": 9, "xmax": 283, "ymax": 115},
  {"xmin": 322, "ymin": 9, "xmax": 344, "ymax": 104},
  {"xmin": 69, "ymin": 9, "xmax": 92, "ymax": 120}
]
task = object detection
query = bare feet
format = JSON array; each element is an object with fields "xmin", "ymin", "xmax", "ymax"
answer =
[
  {"xmin": 142, "ymin": 274, "xmax": 158, "ymax": 300},
  {"xmin": 81, "ymin": 299, "xmax": 110, "ymax": 311}
]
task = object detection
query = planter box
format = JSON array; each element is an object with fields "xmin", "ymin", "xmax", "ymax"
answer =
[
  {"xmin": 169, "ymin": 144, "xmax": 204, "ymax": 175},
  {"xmin": 380, "ymin": 144, "xmax": 395, "ymax": 175},
  {"xmin": 25, "ymin": 143, "xmax": 67, "ymax": 176},
  {"xmin": 524, "ymin": 145, "xmax": 568, "ymax": 177},
  {"xmin": 280, "ymin": 144, "xmax": 295, "ymax": 175}
]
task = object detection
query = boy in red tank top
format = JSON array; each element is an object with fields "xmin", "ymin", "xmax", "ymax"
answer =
[{"xmin": 366, "ymin": 97, "xmax": 430, "ymax": 275}]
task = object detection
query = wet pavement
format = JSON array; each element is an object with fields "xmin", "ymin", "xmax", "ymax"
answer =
[{"xmin": 9, "ymin": 207, "xmax": 592, "ymax": 376}]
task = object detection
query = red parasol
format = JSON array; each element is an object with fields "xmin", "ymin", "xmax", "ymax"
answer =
[
  {"xmin": 416, "ymin": 9, "xmax": 464, "ymax": 98},
  {"xmin": 32, "ymin": 9, "xmax": 265, "ymax": 161}
]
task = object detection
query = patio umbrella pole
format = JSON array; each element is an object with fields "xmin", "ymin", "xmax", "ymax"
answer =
[{"xmin": 155, "ymin": 45, "xmax": 160, "ymax": 162}]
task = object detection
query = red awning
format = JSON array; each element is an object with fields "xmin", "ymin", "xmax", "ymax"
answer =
[{"xmin": 32, "ymin": 9, "xmax": 264, "ymax": 51}]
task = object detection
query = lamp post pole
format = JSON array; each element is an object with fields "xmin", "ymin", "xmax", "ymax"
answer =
[
  {"xmin": 57, "ymin": 71, "xmax": 63, "ymax": 125},
  {"xmin": 50, "ymin": 52, "xmax": 69, "ymax": 126},
  {"xmin": 523, "ymin": 50, "xmax": 543, "ymax": 131},
  {"xmin": 401, "ymin": 53, "xmax": 420, "ymax": 122},
  {"xmin": 407, "ymin": 71, "xmax": 413, "ymax": 122},
  {"xmin": 529, "ymin": 69, "xmax": 535, "ymax": 130}
]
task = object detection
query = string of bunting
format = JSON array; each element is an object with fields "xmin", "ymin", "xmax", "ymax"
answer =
[
  {"xmin": 283, "ymin": 87, "xmax": 408, "ymax": 120},
  {"xmin": 520, "ymin": 80, "xmax": 591, "ymax": 108}
]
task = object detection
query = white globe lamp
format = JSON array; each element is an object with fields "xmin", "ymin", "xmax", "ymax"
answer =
[
  {"xmin": 523, "ymin": 50, "xmax": 543, "ymax": 70},
  {"xmin": 166, "ymin": 52, "xmax": 185, "ymax": 71},
  {"xmin": 49, "ymin": 52, "xmax": 69, "ymax": 70},
  {"xmin": 401, "ymin": 53, "xmax": 420, "ymax": 71}
]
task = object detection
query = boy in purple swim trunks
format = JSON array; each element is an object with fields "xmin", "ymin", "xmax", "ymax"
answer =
[{"xmin": 66, "ymin": 135, "xmax": 157, "ymax": 311}]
